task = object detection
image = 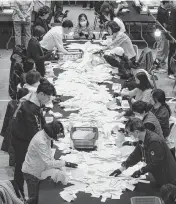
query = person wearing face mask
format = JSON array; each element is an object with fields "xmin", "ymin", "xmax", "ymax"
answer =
[
  {"xmin": 40, "ymin": 20, "xmax": 73, "ymax": 54},
  {"xmin": 109, "ymin": 118, "xmax": 176, "ymax": 188},
  {"xmin": 11, "ymin": 82, "xmax": 56, "ymax": 197},
  {"xmin": 34, "ymin": 6, "xmax": 51, "ymax": 34},
  {"xmin": 27, "ymin": 26, "xmax": 53, "ymax": 77},
  {"xmin": 74, "ymin": 13, "xmax": 93, "ymax": 40},
  {"xmin": 22, "ymin": 121, "xmax": 78, "ymax": 204},
  {"xmin": 102, "ymin": 21, "xmax": 136, "ymax": 62}
]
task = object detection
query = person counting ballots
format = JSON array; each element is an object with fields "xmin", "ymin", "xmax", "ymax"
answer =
[{"xmin": 109, "ymin": 117, "xmax": 176, "ymax": 188}]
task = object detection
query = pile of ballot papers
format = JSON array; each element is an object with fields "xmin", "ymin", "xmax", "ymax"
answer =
[{"xmin": 46, "ymin": 42, "xmax": 149, "ymax": 202}]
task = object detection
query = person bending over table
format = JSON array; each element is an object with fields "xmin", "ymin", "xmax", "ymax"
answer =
[
  {"xmin": 27, "ymin": 26, "xmax": 53, "ymax": 77},
  {"xmin": 109, "ymin": 117, "xmax": 176, "ymax": 188},
  {"xmin": 103, "ymin": 21, "xmax": 136, "ymax": 62},
  {"xmin": 103, "ymin": 47, "xmax": 132, "ymax": 79},
  {"xmin": 131, "ymin": 101, "xmax": 163, "ymax": 138},
  {"xmin": 74, "ymin": 13, "xmax": 94, "ymax": 40},
  {"xmin": 115, "ymin": 71, "xmax": 153, "ymax": 119},
  {"xmin": 11, "ymin": 82, "xmax": 56, "ymax": 197},
  {"xmin": 40, "ymin": 20, "xmax": 73, "ymax": 55},
  {"xmin": 22, "ymin": 121, "xmax": 78, "ymax": 204},
  {"xmin": 34, "ymin": 6, "xmax": 51, "ymax": 34}
]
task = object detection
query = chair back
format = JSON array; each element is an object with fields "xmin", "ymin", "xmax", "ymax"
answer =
[{"xmin": 133, "ymin": 44, "xmax": 138, "ymax": 60}]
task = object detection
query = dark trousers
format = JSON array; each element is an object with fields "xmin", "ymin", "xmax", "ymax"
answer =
[
  {"xmin": 82, "ymin": 1, "xmax": 94, "ymax": 8},
  {"xmin": 23, "ymin": 173, "xmax": 40, "ymax": 204},
  {"xmin": 12, "ymin": 139, "xmax": 29, "ymax": 196},
  {"xmin": 51, "ymin": 1, "xmax": 63, "ymax": 23},
  {"xmin": 168, "ymin": 42, "xmax": 176, "ymax": 75},
  {"xmin": 170, "ymin": 147, "xmax": 176, "ymax": 159}
]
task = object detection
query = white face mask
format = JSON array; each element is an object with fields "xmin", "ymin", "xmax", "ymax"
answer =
[{"xmin": 80, "ymin": 21, "xmax": 87, "ymax": 27}]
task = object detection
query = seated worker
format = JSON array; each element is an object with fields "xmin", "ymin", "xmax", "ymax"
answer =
[
  {"xmin": 131, "ymin": 101, "xmax": 163, "ymax": 138},
  {"xmin": 34, "ymin": 6, "xmax": 51, "ymax": 34},
  {"xmin": 160, "ymin": 183, "xmax": 176, "ymax": 204},
  {"xmin": 109, "ymin": 118, "xmax": 176, "ymax": 188},
  {"xmin": 74, "ymin": 13, "xmax": 93, "ymax": 40},
  {"xmin": 40, "ymin": 20, "xmax": 73, "ymax": 54},
  {"xmin": 27, "ymin": 26, "xmax": 53, "ymax": 77},
  {"xmin": 103, "ymin": 47, "xmax": 132, "ymax": 79},
  {"xmin": 22, "ymin": 121, "xmax": 78, "ymax": 204},
  {"xmin": 151, "ymin": 89, "xmax": 171, "ymax": 139},
  {"xmin": 120, "ymin": 71, "xmax": 153, "ymax": 103},
  {"xmin": 103, "ymin": 21, "xmax": 136, "ymax": 62}
]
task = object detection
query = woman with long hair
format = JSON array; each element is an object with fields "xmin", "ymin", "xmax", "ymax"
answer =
[
  {"xmin": 103, "ymin": 21, "xmax": 136, "ymax": 62},
  {"xmin": 121, "ymin": 71, "xmax": 153, "ymax": 103},
  {"xmin": 74, "ymin": 13, "xmax": 93, "ymax": 39}
]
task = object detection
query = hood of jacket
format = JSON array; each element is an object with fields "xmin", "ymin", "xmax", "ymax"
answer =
[{"xmin": 20, "ymin": 92, "xmax": 40, "ymax": 107}]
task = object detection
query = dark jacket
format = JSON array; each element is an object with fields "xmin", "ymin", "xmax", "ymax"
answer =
[
  {"xmin": 151, "ymin": 105, "xmax": 170, "ymax": 138},
  {"xmin": 143, "ymin": 111, "xmax": 164, "ymax": 138},
  {"xmin": 168, "ymin": 7, "xmax": 176, "ymax": 39},
  {"xmin": 156, "ymin": 6, "xmax": 169, "ymax": 27},
  {"xmin": 34, "ymin": 17, "xmax": 50, "ymax": 34},
  {"xmin": 11, "ymin": 93, "xmax": 45, "ymax": 144},
  {"xmin": 123, "ymin": 130, "xmax": 176, "ymax": 186},
  {"xmin": 27, "ymin": 37, "xmax": 49, "ymax": 77}
]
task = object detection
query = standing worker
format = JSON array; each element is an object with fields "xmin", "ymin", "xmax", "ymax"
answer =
[
  {"xmin": 154, "ymin": 1, "xmax": 170, "ymax": 71},
  {"xmin": 109, "ymin": 118, "xmax": 176, "ymax": 188}
]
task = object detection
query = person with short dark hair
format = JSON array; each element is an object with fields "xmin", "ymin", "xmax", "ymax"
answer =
[
  {"xmin": 74, "ymin": 13, "xmax": 93, "ymax": 40},
  {"xmin": 27, "ymin": 26, "xmax": 53, "ymax": 77},
  {"xmin": 109, "ymin": 117, "xmax": 176, "ymax": 188},
  {"xmin": 160, "ymin": 183, "xmax": 176, "ymax": 204},
  {"xmin": 23, "ymin": 70, "xmax": 41, "ymax": 93},
  {"xmin": 11, "ymin": 81, "xmax": 56, "ymax": 196},
  {"xmin": 34, "ymin": 6, "xmax": 50, "ymax": 34},
  {"xmin": 22, "ymin": 121, "xmax": 78, "ymax": 204},
  {"xmin": 40, "ymin": 20, "xmax": 73, "ymax": 54},
  {"xmin": 131, "ymin": 100, "xmax": 163, "ymax": 137},
  {"xmin": 103, "ymin": 21, "xmax": 136, "ymax": 60}
]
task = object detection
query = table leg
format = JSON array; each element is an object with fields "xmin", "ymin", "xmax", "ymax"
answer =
[
  {"xmin": 6, "ymin": 27, "xmax": 14, "ymax": 50},
  {"xmin": 140, "ymin": 23, "xmax": 148, "ymax": 47}
]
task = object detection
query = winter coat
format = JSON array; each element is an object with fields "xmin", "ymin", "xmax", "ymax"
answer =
[{"xmin": 123, "ymin": 130, "xmax": 176, "ymax": 186}]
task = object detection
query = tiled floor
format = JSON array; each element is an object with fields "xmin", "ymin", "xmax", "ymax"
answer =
[{"xmin": 0, "ymin": 3, "xmax": 175, "ymax": 198}]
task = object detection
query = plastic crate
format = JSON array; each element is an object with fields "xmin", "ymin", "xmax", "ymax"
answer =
[
  {"xmin": 70, "ymin": 127, "xmax": 98, "ymax": 150},
  {"xmin": 58, "ymin": 49, "xmax": 83, "ymax": 61},
  {"xmin": 131, "ymin": 196, "xmax": 162, "ymax": 204}
]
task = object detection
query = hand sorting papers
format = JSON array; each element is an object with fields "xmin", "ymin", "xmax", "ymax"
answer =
[{"xmin": 46, "ymin": 42, "xmax": 149, "ymax": 202}]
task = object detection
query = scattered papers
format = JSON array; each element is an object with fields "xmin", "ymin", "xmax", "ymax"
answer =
[{"xmin": 45, "ymin": 42, "xmax": 149, "ymax": 202}]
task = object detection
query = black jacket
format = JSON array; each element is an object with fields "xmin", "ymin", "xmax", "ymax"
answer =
[
  {"xmin": 34, "ymin": 17, "xmax": 50, "ymax": 34},
  {"xmin": 123, "ymin": 130, "xmax": 176, "ymax": 186},
  {"xmin": 11, "ymin": 100, "xmax": 45, "ymax": 143},
  {"xmin": 151, "ymin": 105, "xmax": 170, "ymax": 138}
]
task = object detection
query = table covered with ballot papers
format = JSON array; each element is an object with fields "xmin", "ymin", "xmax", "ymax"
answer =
[{"xmin": 38, "ymin": 40, "xmax": 161, "ymax": 204}]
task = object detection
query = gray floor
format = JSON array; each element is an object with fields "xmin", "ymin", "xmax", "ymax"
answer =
[{"xmin": 0, "ymin": 4, "xmax": 175, "ymax": 197}]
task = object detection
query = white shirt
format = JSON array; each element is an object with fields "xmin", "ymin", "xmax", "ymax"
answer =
[
  {"xmin": 113, "ymin": 17, "xmax": 126, "ymax": 33},
  {"xmin": 22, "ymin": 130, "xmax": 65, "ymax": 179},
  {"xmin": 40, "ymin": 26, "xmax": 65, "ymax": 52}
]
